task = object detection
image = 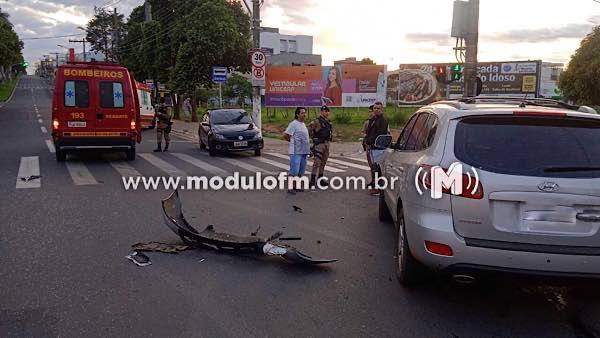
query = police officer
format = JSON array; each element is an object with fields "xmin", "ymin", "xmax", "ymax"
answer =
[
  {"xmin": 154, "ymin": 97, "xmax": 172, "ymax": 152},
  {"xmin": 308, "ymin": 105, "xmax": 333, "ymax": 187}
]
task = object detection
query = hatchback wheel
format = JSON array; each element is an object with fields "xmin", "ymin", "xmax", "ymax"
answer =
[{"xmin": 396, "ymin": 205, "xmax": 425, "ymax": 286}]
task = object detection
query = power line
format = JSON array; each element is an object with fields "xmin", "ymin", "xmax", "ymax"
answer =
[{"xmin": 21, "ymin": 33, "xmax": 85, "ymax": 40}]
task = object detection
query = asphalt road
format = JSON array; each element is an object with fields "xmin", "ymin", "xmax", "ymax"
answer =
[{"xmin": 1, "ymin": 75, "xmax": 599, "ymax": 338}]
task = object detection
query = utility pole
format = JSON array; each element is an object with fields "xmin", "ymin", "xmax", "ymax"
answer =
[
  {"xmin": 144, "ymin": 1, "xmax": 152, "ymax": 21},
  {"xmin": 112, "ymin": 8, "xmax": 118, "ymax": 62},
  {"xmin": 463, "ymin": 0, "xmax": 479, "ymax": 97},
  {"xmin": 49, "ymin": 52, "xmax": 60, "ymax": 67},
  {"xmin": 251, "ymin": 0, "xmax": 262, "ymax": 133},
  {"xmin": 69, "ymin": 39, "xmax": 87, "ymax": 61}
]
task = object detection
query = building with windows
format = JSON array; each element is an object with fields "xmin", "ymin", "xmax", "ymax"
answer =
[{"xmin": 259, "ymin": 27, "xmax": 321, "ymax": 66}]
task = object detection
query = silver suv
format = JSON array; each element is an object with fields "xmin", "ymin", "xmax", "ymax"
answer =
[{"xmin": 378, "ymin": 98, "xmax": 600, "ymax": 286}]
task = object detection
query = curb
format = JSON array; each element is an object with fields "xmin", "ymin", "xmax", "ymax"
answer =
[{"xmin": 0, "ymin": 76, "xmax": 20, "ymax": 108}]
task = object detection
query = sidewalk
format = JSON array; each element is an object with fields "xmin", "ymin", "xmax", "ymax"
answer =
[{"xmin": 169, "ymin": 119, "xmax": 368, "ymax": 157}]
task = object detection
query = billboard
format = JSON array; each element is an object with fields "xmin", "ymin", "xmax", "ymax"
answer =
[
  {"xmin": 387, "ymin": 61, "xmax": 542, "ymax": 106},
  {"xmin": 265, "ymin": 65, "xmax": 387, "ymax": 107}
]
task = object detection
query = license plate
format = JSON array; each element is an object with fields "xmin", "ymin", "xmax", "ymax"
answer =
[
  {"xmin": 68, "ymin": 121, "xmax": 86, "ymax": 128},
  {"xmin": 234, "ymin": 141, "xmax": 248, "ymax": 147}
]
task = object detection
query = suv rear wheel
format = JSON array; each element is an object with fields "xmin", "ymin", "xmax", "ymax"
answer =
[{"xmin": 396, "ymin": 205, "xmax": 425, "ymax": 286}]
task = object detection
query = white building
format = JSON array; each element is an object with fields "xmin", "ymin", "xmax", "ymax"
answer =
[
  {"xmin": 260, "ymin": 27, "xmax": 313, "ymax": 54},
  {"xmin": 259, "ymin": 27, "xmax": 321, "ymax": 66}
]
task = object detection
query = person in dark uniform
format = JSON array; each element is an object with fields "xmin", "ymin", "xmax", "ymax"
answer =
[
  {"xmin": 308, "ymin": 105, "xmax": 333, "ymax": 187},
  {"xmin": 154, "ymin": 97, "xmax": 172, "ymax": 152}
]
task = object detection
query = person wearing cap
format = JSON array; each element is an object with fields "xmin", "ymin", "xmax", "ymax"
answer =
[{"xmin": 308, "ymin": 105, "xmax": 333, "ymax": 187}]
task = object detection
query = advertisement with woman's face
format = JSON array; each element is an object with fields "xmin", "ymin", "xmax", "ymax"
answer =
[
  {"xmin": 322, "ymin": 66, "xmax": 342, "ymax": 106},
  {"xmin": 265, "ymin": 64, "xmax": 386, "ymax": 107}
]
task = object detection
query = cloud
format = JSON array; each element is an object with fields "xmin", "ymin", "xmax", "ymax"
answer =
[
  {"xmin": 405, "ymin": 32, "xmax": 453, "ymax": 46},
  {"xmin": 488, "ymin": 23, "xmax": 594, "ymax": 43},
  {"xmin": 265, "ymin": 0, "xmax": 317, "ymax": 27}
]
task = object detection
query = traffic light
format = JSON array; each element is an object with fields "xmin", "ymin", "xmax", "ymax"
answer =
[
  {"xmin": 22, "ymin": 62, "xmax": 28, "ymax": 68},
  {"xmin": 452, "ymin": 63, "xmax": 462, "ymax": 81},
  {"xmin": 434, "ymin": 65, "xmax": 447, "ymax": 83}
]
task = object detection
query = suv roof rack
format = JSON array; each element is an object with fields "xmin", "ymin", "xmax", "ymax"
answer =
[{"xmin": 454, "ymin": 96, "xmax": 596, "ymax": 113}]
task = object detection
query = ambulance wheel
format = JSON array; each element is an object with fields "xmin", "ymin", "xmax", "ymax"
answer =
[
  {"xmin": 56, "ymin": 149, "xmax": 66, "ymax": 162},
  {"xmin": 126, "ymin": 147, "xmax": 136, "ymax": 161}
]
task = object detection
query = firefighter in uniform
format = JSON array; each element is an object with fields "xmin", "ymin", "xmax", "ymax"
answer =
[
  {"xmin": 308, "ymin": 105, "xmax": 333, "ymax": 187},
  {"xmin": 154, "ymin": 97, "xmax": 172, "ymax": 152}
]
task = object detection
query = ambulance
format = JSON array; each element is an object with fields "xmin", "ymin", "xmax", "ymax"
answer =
[
  {"xmin": 135, "ymin": 81, "xmax": 156, "ymax": 129},
  {"xmin": 51, "ymin": 62, "xmax": 141, "ymax": 161}
]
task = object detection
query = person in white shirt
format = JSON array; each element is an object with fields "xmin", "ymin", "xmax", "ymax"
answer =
[{"xmin": 283, "ymin": 107, "xmax": 310, "ymax": 193}]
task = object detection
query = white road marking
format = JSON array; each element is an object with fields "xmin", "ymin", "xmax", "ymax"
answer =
[
  {"xmin": 16, "ymin": 156, "xmax": 41, "ymax": 189},
  {"xmin": 110, "ymin": 161, "xmax": 142, "ymax": 178},
  {"xmin": 326, "ymin": 158, "xmax": 371, "ymax": 171},
  {"xmin": 138, "ymin": 153, "xmax": 187, "ymax": 177},
  {"xmin": 45, "ymin": 140, "xmax": 55, "ymax": 153},
  {"xmin": 65, "ymin": 162, "xmax": 98, "ymax": 186},
  {"xmin": 254, "ymin": 156, "xmax": 294, "ymax": 172},
  {"xmin": 37, "ymin": 119, "xmax": 43, "ymax": 124},
  {"xmin": 40, "ymin": 126, "xmax": 47, "ymax": 133},
  {"xmin": 265, "ymin": 152, "xmax": 345, "ymax": 173},
  {"xmin": 218, "ymin": 157, "xmax": 277, "ymax": 175},
  {"xmin": 338, "ymin": 156, "xmax": 369, "ymax": 164},
  {"xmin": 172, "ymin": 153, "xmax": 229, "ymax": 176}
]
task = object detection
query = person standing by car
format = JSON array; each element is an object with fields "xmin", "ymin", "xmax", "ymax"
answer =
[
  {"xmin": 283, "ymin": 107, "xmax": 310, "ymax": 194},
  {"xmin": 363, "ymin": 101, "xmax": 389, "ymax": 195},
  {"xmin": 154, "ymin": 97, "xmax": 173, "ymax": 152},
  {"xmin": 362, "ymin": 105, "xmax": 375, "ymax": 177},
  {"xmin": 183, "ymin": 97, "xmax": 193, "ymax": 122},
  {"xmin": 308, "ymin": 105, "xmax": 333, "ymax": 187}
]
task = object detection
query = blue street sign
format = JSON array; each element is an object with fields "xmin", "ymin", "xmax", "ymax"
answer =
[{"xmin": 212, "ymin": 67, "xmax": 228, "ymax": 83}]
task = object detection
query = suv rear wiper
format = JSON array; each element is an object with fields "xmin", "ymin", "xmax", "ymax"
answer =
[{"xmin": 544, "ymin": 166, "xmax": 600, "ymax": 172}]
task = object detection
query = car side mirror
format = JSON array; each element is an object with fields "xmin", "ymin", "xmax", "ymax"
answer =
[
  {"xmin": 201, "ymin": 122, "xmax": 210, "ymax": 127},
  {"xmin": 373, "ymin": 134, "xmax": 393, "ymax": 149}
]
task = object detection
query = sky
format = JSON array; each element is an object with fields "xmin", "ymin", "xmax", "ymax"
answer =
[{"xmin": 2, "ymin": 0, "xmax": 600, "ymax": 71}]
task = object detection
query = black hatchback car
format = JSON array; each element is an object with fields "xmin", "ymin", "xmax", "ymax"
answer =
[{"xmin": 198, "ymin": 109, "xmax": 264, "ymax": 156}]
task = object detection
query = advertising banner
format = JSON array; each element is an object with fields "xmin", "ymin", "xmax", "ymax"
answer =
[
  {"xmin": 387, "ymin": 61, "xmax": 542, "ymax": 106},
  {"xmin": 265, "ymin": 65, "xmax": 386, "ymax": 107}
]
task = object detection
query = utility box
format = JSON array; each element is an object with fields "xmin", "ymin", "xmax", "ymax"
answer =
[{"xmin": 451, "ymin": 0, "xmax": 469, "ymax": 38}]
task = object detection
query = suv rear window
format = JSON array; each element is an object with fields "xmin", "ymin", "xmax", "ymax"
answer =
[{"xmin": 454, "ymin": 116, "xmax": 600, "ymax": 178}]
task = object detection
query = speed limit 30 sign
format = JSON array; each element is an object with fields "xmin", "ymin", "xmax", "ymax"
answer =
[
  {"xmin": 250, "ymin": 49, "xmax": 266, "ymax": 87},
  {"xmin": 250, "ymin": 50, "xmax": 267, "ymax": 68}
]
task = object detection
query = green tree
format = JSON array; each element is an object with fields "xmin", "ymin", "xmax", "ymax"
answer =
[
  {"xmin": 170, "ymin": 0, "xmax": 251, "ymax": 120},
  {"xmin": 223, "ymin": 73, "xmax": 252, "ymax": 107},
  {"xmin": 0, "ymin": 7, "xmax": 24, "ymax": 80},
  {"xmin": 85, "ymin": 8, "xmax": 126, "ymax": 62},
  {"xmin": 359, "ymin": 58, "xmax": 376, "ymax": 65},
  {"xmin": 558, "ymin": 26, "xmax": 600, "ymax": 105}
]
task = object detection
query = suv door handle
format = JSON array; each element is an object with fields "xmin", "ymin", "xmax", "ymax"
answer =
[
  {"xmin": 576, "ymin": 212, "xmax": 600, "ymax": 222},
  {"xmin": 97, "ymin": 112, "xmax": 104, "ymax": 119}
]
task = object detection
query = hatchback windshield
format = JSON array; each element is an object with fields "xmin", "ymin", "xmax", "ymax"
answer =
[
  {"xmin": 454, "ymin": 116, "xmax": 600, "ymax": 178},
  {"xmin": 211, "ymin": 110, "xmax": 253, "ymax": 125}
]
